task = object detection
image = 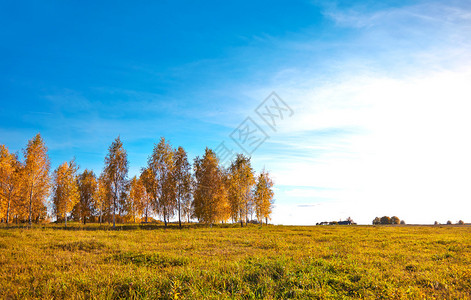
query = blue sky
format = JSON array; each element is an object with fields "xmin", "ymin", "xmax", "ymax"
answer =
[{"xmin": 1, "ymin": 1, "xmax": 471, "ymax": 224}]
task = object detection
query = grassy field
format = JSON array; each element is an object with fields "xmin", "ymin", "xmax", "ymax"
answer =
[{"xmin": 0, "ymin": 224, "xmax": 470, "ymax": 299}]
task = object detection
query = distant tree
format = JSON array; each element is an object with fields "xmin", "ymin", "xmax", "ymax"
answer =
[
  {"xmin": 103, "ymin": 137, "xmax": 129, "ymax": 229},
  {"xmin": 74, "ymin": 170, "xmax": 97, "ymax": 224},
  {"xmin": 147, "ymin": 137, "xmax": 176, "ymax": 227},
  {"xmin": 253, "ymin": 170, "xmax": 274, "ymax": 225},
  {"xmin": 446, "ymin": 220, "xmax": 452, "ymax": 225},
  {"xmin": 52, "ymin": 160, "xmax": 79, "ymax": 227},
  {"xmin": 23, "ymin": 134, "xmax": 51, "ymax": 226},
  {"xmin": 372, "ymin": 217, "xmax": 380, "ymax": 225},
  {"xmin": 0, "ymin": 145, "xmax": 22, "ymax": 224},
  {"xmin": 400, "ymin": 220, "xmax": 406, "ymax": 225},
  {"xmin": 193, "ymin": 148, "xmax": 229, "ymax": 224},
  {"xmin": 434, "ymin": 221, "xmax": 439, "ymax": 225},
  {"xmin": 227, "ymin": 154, "xmax": 255, "ymax": 226},
  {"xmin": 391, "ymin": 216, "xmax": 400, "ymax": 224},
  {"xmin": 380, "ymin": 216, "xmax": 391, "ymax": 225},
  {"xmin": 458, "ymin": 220, "xmax": 465, "ymax": 225},
  {"xmin": 174, "ymin": 146, "xmax": 193, "ymax": 228}
]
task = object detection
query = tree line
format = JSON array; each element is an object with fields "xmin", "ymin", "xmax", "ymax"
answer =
[
  {"xmin": 372, "ymin": 216, "xmax": 405, "ymax": 225},
  {"xmin": 0, "ymin": 134, "xmax": 275, "ymax": 228},
  {"xmin": 436, "ymin": 220, "xmax": 465, "ymax": 225}
]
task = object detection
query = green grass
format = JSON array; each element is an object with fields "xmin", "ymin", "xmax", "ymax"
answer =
[{"xmin": 0, "ymin": 224, "xmax": 470, "ymax": 299}]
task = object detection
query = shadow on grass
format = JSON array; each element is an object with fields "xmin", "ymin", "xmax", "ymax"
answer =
[{"xmin": 0, "ymin": 222, "xmax": 262, "ymax": 231}]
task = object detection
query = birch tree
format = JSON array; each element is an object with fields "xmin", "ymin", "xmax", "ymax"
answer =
[
  {"xmin": 147, "ymin": 137, "xmax": 176, "ymax": 227},
  {"xmin": 140, "ymin": 167, "xmax": 156, "ymax": 223},
  {"xmin": 253, "ymin": 170, "xmax": 274, "ymax": 225},
  {"xmin": 128, "ymin": 176, "xmax": 146, "ymax": 223},
  {"xmin": 52, "ymin": 160, "xmax": 79, "ymax": 227},
  {"xmin": 75, "ymin": 169, "xmax": 97, "ymax": 224},
  {"xmin": 103, "ymin": 137, "xmax": 128, "ymax": 229},
  {"xmin": 193, "ymin": 148, "xmax": 229, "ymax": 224},
  {"xmin": 23, "ymin": 134, "xmax": 51, "ymax": 226},
  {"xmin": 0, "ymin": 145, "xmax": 22, "ymax": 224},
  {"xmin": 97, "ymin": 172, "xmax": 112, "ymax": 224},
  {"xmin": 174, "ymin": 146, "xmax": 193, "ymax": 228},
  {"xmin": 227, "ymin": 154, "xmax": 255, "ymax": 226}
]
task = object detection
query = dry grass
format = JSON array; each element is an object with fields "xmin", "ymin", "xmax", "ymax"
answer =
[{"xmin": 0, "ymin": 223, "xmax": 470, "ymax": 299}]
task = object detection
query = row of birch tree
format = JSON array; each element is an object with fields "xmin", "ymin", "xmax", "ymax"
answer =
[{"xmin": 0, "ymin": 134, "xmax": 274, "ymax": 227}]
